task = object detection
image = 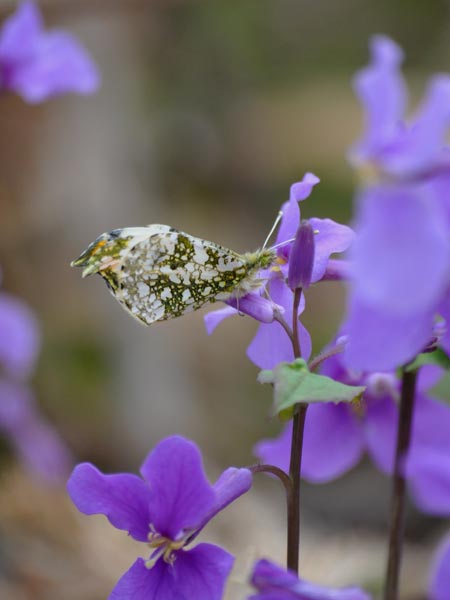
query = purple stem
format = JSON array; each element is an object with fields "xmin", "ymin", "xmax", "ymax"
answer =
[
  {"xmin": 287, "ymin": 287, "xmax": 307, "ymax": 574},
  {"xmin": 383, "ymin": 368, "xmax": 418, "ymax": 600}
]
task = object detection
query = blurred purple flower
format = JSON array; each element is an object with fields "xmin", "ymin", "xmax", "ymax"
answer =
[
  {"xmin": 0, "ymin": 291, "xmax": 72, "ymax": 482},
  {"xmin": 249, "ymin": 559, "xmax": 371, "ymax": 600},
  {"xmin": 0, "ymin": 292, "xmax": 40, "ymax": 379},
  {"xmin": 345, "ymin": 36, "xmax": 450, "ymax": 371},
  {"xmin": 429, "ymin": 534, "xmax": 450, "ymax": 600},
  {"xmin": 0, "ymin": 0, "xmax": 100, "ymax": 103},
  {"xmin": 0, "ymin": 379, "xmax": 71, "ymax": 483},
  {"xmin": 256, "ymin": 350, "xmax": 450, "ymax": 515},
  {"xmin": 67, "ymin": 435, "xmax": 252, "ymax": 600},
  {"xmin": 205, "ymin": 173, "xmax": 354, "ymax": 369},
  {"xmin": 349, "ymin": 35, "xmax": 450, "ymax": 178}
]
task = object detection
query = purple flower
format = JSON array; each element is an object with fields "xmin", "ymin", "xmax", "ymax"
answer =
[
  {"xmin": 256, "ymin": 350, "xmax": 450, "ymax": 514},
  {"xmin": 345, "ymin": 36, "xmax": 450, "ymax": 371},
  {"xmin": 205, "ymin": 173, "xmax": 354, "ymax": 370},
  {"xmin": 349, "ymin": 35, "xmax": 450, "ymax": 178},
  {"xmin": 345, "ymin": 182, "xmax": 450, "ymax": 371},
  {"xmin": 429, "ymin": 534, "xmax": 450, "ymax": 600},
  {"xmin": 0, "ymin": 291, "xmax": 72, "ymax": 482},
  {"xmin": 0, "ymin": 1, "xmax": 100, "ymax": 103},
  {"xmin": 0, "ymin": 292, "xmax": 40, "ymax": 379},
  {"xmin": 0, "ymin": 379, "xmax": 72, "ymax": 483},
  {"xmin": 248, "ymin": 559, "xmax": 371, "ymax": 600},
  {"xmin": 67, "ymin": 435, "xmax": 252, "ymax": 600}
]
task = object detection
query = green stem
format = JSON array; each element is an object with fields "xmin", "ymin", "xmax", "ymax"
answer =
[{"xmin": 383, "ymin": 368, "xmax": 418, "ymax": 600}]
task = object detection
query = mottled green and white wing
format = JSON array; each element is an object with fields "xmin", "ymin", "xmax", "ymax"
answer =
[
  {"xmin": 112, "ymin": 225, "xmax": 255, "ymax": 324},
  {"xmin": 72, "ymin": 224, "xmax": 274, "ymax": 325}
]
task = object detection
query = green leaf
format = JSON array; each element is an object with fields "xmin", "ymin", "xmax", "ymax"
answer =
[
  {"xmin": 257, "ymin": 358, "xmax": 366, "ymax": 420},
  {"xmin": 405, "ymin": 348, "xmax": 450, "ymax": 373}
]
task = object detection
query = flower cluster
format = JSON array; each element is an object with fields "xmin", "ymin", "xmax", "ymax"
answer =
[
  {"xmin": 63, "ymin": 30, "xmax": 450, "ymax": 600},
  {"xmin": 345, "ymin": 35, "xmax": 450, "ymax": 371},
  {"xmin": 256, "ymin": 348, "xmax": 450, "ymax": 514},
  {"xmin": 205, "ymin": 172, "xmax": 354, "ymax": 369}
]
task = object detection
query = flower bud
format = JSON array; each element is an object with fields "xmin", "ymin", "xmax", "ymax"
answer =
[
  {"xmin": 226, "ymin": 293, "xmax": 281, "ymax": 323},
  {"xmin": 288, "ymin": 220, "xmax": 315, "ymax": 290}
]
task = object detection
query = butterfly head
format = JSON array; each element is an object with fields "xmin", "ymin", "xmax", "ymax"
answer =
[{"xmin": 70, "ymin": 229, "xmax": 132, "ymax": 278}]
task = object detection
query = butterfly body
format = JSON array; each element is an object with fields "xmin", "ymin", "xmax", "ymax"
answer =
[{"xmin": 71, "ymin": 225, "xmax": 276, "ymax": 325}]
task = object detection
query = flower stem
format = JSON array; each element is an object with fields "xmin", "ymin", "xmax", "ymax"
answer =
[
  {"xmin": 250, "ymin": 464, "xmax": 293, "ymax": 499},
  {"xmin": 383, "ymin": 367, "xmax": 418, "ymax": 600},
  {"xmin": 287, "ymin": 287, "xmax": 307, "ymax": 574},
  {"xmin": 287, "ymin": 404, "xmax": 307, "ymax": 573}
]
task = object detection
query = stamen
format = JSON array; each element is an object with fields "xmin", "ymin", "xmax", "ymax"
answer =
[{"xmin": 145, "ymin": 524, "xmax": 189, "ymax": 569}]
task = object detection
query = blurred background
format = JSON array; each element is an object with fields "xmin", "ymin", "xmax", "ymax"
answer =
[{"xmin": 0, "ymin": 0, "xmax": 449, "ymax": 598}]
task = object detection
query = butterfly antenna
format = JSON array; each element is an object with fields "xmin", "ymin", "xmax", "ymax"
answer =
[
  {"xmin": 262, "ymin": 210, "xmax": 283, "ymax": 250},
  {"xmin": 270, "ymin": 237, "xmax": 295, "ymax": 251}
]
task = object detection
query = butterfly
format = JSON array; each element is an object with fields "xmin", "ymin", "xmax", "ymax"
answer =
[{"xmin": 71, "ymin": 224, "xmax": 277, "ymax": 325}]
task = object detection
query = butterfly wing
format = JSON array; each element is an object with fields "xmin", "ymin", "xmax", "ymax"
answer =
[{"xmin": 112, "ymin": 226, "xmax": 252, "ymax": 325}]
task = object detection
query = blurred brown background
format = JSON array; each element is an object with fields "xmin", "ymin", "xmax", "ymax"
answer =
[{"xmin": 0, "ymin": 0, "xmax": 449, "ymax": 598}]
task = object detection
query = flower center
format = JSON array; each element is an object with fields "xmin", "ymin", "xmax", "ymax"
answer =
[{"xmin": 145, "ymin": 525, "xmax": 188, "ymax": 568}]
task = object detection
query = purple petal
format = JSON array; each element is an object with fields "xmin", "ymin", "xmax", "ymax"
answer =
[
  {"xmin": 250, "ymin": 559, "xmax": 371, "ymax": 600},
  {"xmin": 196, "ymin": 467, "xmax": 253, "ymax": 532},
  {"xmin": 383, "ymin": 75, "xmax": 450, "ymax": 176},
  {"xmin": 407, "ymin": 448, "xmax": 450, "ymax": 515},
  {"xmin": 406, "ymin": 395, "xmax": 450, "ymax": 514},
  {"xmin": 210, "ymin": 467, "xmax": 252, "ymax": 518},
  {"xmin": 247, "ymin": 318, "xmax": 311, "ymax": 369},
  {"xmin": 255, "ymin": 404, "xmax": 364, "ymax": 485},
  {"xmin": 254, "ymin": 424, "xmax": 291, "ymax": 473},
  {"xmin": 276, "ymin": 198, "xmax": 300, "ymax": 258},
  {"xmin": 429, "ymin": 534, "xmax": 450, "ymax": 600},
  {"xmin": 0, "ymin": 1, "xmax": 42, "ymax": 62},
  {"xmin": 226, "ymin": 293, "xmax": 278, "ymax": 323},
  {"xmin": 13, "ymin": 415, "xmax": 72, "ymax": 484},
  {"xmin": 110, "ymin": 544, "xmax": 233, "ymax": 600},
  {"xmin": 344, "ymin": 294, "xmax": 435, "ymax": 371},
  {"xmin": 67, "ymin": 463, "xmax": 151, "ymax": 542},
  {"xmin": 204, "ymin": 306, "xmax": 238, "ymax": 335},
  {"xmin": 276, "ymin": 174, "xmax": 320, "ymax": 257},
  {"xmin": 321, "ymin": 259, "xmax": 352, "ymax": 282},
  {"xmin": 140, "ymin": 436, "xmax": 215, "ymax": 539},
  {"xmin": 364, "ymin": 396, "xmax": 397, "ymax": 474},
  {"xmin": 350, "ymin": 35, "xmax": 406, "ymax": 164},
  {"xmin": 309, "ymin": 218, "xmax": 355, "ymax": 283},
  {"xmin": 0, "ymin": 293, "xmax": 40, "ymax": 379},
  {"xmin": 247, "ymin": 277, "xmax": 311, "ymax": 368},
  {"xmin": 302, "ymin": 403, "xmax": 365, "ymax": 483},
  {"xmin": 10, "ymin": 30, "xmax": 100, "ymax": 102},
  {"xmin": 416, "ymin": 365, "xmax": 444, "ymax": 393},
  {"xmin": 413, "ymin": 394, "xmax": 450, "ymax": 452},
  {"xmin": 289, "ymin": 173, "xmax": 320, "ymax": 203},
  {"xmin": 251, "ymin": 559, "xmax": 299, "ymax": 591},
  {"xmin": 438, "ymin": 291, "xmax": 450, "ymax": 356},
  {"xmin": 351, "ymin": 184, "xmax": 450, "ymax": 318}
]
